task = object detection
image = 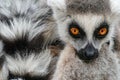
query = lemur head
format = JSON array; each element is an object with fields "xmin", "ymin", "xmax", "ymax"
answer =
[
  {"xmin": 0, "ymin": 0, "xmax": 58, "ymax": 80},
  {"xmin": 48, "ymin": 0, "xmax": 120, "ymax": 61}
]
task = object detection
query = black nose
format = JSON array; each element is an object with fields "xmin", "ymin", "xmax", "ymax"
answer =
[{"xmin": 77, "ymin": 43, "xmax": 98, "ymax": 61}]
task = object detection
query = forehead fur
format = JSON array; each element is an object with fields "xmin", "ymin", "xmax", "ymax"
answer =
[
  {"xmin": 74, "ymin": 14, "xmax": 105, "ymax": 31},
  {"xmin": 66, "ymin": 0, "xmax": 111, "ymax": 14}
]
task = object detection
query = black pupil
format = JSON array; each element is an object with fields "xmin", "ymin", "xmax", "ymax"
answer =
[
  {"xmin": 100, "ymin": 28, "xmax": 105, "ymax": 33},
  {"xmin": 73, "ymin": 29, "xmax": 78, "ymax": 33},
  {"xmin": 101, "ymin": 30, "xmax": 104, "ymax": 32}
]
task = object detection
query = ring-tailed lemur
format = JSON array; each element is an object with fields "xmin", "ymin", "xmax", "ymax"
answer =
[
  {"xmin": 0, "ymin": 0, "xmax": 63, "ymax": 80},
  {"xmin": 48, "ymin": 0, "xmax": 120, "ymax": 80}
]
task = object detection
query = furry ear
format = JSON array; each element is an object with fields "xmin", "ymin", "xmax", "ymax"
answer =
[
  {"xmin": 47, "ymin": 0, "xmax": 67, "ymax": 20},
  {"xmin": 110, "ymin": 0, "xmax": 120, "ymax": 14}
]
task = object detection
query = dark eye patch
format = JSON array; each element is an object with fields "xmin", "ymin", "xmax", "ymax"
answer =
[
  {"xmin": 94, "ymin": 22, "xmax": 109, "ymax": 39},
  {"xmin": 68, "ymin": 22, "xmax": 86, "ymax": 39}
]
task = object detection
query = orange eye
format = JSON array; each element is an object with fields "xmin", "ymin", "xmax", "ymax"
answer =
[
  {"xmin": 70, "ymin": 28, "xmax": 79, "ymax": 35},
  {"xmin": 99, "ymin": 28, "xmax": 107, "ymax": 35}
]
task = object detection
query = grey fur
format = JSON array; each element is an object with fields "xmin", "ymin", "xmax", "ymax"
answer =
[
  {"xmin": 66, "ymin": 0, "xmax": 111, "ymax": 14},
  {"xmin": 114, "ymin": 24, "xmax": 120, "ymax": 52}
]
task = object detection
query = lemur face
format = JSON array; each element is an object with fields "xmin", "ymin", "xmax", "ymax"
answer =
[
  {"xmin": 56, "ymin": 14, "xmax": 115, "ymax": 61},
  {"xmin": 48, "ymin": 0, "xmax": 120, "ymax": 61}
]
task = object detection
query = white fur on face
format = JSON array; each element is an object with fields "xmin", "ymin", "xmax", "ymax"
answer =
[{"xmin": 55, "ymin": 13, "xmax": 115, "ymax": 51}]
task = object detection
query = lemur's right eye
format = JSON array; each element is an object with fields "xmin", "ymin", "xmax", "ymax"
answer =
[
  {"xmin": 70, "ymin": 27, "xmax": 80, "ymax": 35},
  {"xmin": 69, "ymin": 22, "xmax": 86, "ymax": 39}
]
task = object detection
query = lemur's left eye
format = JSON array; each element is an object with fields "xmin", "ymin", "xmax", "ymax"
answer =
[
  {"xmin": 94, "ymin": 22, "xmax": 109, "ymax": 39},
  {"xmin": 98, "ymin": 27, "xmax": 107, "ymax": 36}
]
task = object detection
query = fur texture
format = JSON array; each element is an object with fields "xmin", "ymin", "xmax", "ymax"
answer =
[
  {"xmin": 114, "ymin": 26, "xmax": 120, "ymax": 52},
  {"xmin": 114, "ymin": 21, "xmax": 120, "ymax": 79},
  {"xmin": 0, "ymin": 0, "xmax": 61, "ymax": 80},
  {"xmin": 66, "ymin": 0, "xmax": 111, "ymax": 14}
]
